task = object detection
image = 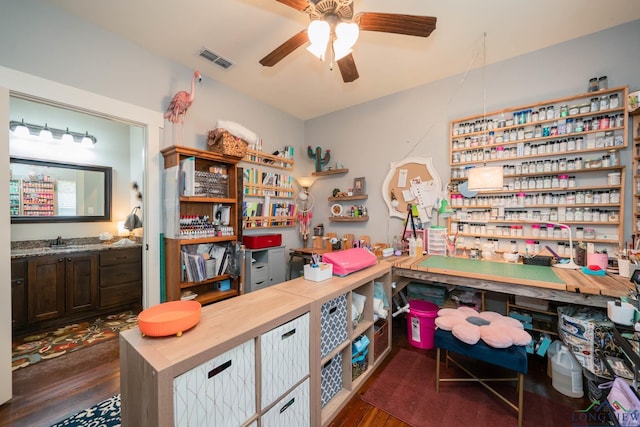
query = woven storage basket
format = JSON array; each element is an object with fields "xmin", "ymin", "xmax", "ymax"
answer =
[{"xmin": 207, "ymin": 129, "xmax": 248, "ymax": 159}]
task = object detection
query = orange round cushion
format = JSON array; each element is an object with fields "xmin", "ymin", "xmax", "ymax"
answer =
[{"xmin": 138, "ymin": 300, "xmax": 202, "ymax": 337}]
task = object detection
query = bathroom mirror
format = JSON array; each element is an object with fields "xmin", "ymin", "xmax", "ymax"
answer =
[{"xmin": 10, "ymin": 157, "xmax": 112, "ymax": 223}]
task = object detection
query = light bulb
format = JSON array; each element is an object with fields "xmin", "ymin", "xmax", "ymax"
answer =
[
  {"xmin": 306, "ymin": 20, "xmax": 330, "ymax": 60},
  {"xmin": 333, "ymin": 22, "xmax": 359, "ymax": 60},
  {"xmin": 13, "ymin": 119, "xmax": 30, "ymax": 138},
  {"xmin": 61, "ymin": 127, "xmax": 74, "ymax": 143},
  {"xmin": 39, "ymin": 123, "xmax": 53, "ymax": 142},
  {"xmin": 81, "ymin": 131, "xmax": 94, "ymax": 146}
]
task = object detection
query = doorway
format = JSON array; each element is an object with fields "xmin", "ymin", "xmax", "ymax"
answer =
[{"xmin": 0, "ymin": 65, "xmax": 164, "ymax": 404}]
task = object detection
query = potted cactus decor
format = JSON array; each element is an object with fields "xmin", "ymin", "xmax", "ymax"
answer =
[{"xmin": 307, "ymin": 146, "xmax": 331, "ymax": 172}]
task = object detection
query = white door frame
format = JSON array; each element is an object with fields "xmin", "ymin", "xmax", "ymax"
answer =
[{"xmin": 0, "ymin": 65, "xmax": 164, "ymax": 404}]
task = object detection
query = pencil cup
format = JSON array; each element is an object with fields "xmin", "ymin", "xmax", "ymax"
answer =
[{"xmin": 618, "ymin": 258, "xmax": 631, "ymax": 278}]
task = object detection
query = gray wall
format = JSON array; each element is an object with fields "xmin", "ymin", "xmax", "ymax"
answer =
[
  {"xmin": 0, "ymin": 2, "xmax": 638, "ymax": 248},
  {"xmin": 0, "ymin": 0, "xmax": 306, "ymax": 250},
  {"xmin": 306, "ymin": 20, "xmax": 640, "ymax": 245}
]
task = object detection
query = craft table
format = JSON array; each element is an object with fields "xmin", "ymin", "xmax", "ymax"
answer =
[{"xmin": 392, "ymin": 255, "xmax": 635, "ymax": 308}]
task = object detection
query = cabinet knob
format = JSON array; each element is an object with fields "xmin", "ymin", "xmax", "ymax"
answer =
[{"xmin": 58, "ymin": 258, "xmax": 64, "ymax": 262}]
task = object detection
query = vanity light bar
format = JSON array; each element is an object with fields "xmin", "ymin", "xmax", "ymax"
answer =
[{"xmin": 9, "ymin": 120, "xmax": 97, "ymax": 144}]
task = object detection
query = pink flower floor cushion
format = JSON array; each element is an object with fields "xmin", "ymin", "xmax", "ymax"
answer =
[{"xmin": 434, "ymin": 306, "xmax": 531, "ymax": 348}]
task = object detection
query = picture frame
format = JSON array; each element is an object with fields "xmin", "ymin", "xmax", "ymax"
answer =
[{"xmin": 353, "ymin": 177, "xmax": 366, "ymax": 195}]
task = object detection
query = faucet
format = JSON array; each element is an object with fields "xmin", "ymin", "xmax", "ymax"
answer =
[{"xmin": 54, "ymin": 236, "xmax": 63, "ymax": 246}]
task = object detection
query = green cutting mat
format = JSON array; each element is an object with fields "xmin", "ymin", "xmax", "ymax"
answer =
[{"xmin": 418, "ymin": 255, "xmax": 564, "ymax": 284}]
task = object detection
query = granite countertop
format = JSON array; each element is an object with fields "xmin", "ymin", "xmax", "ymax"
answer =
[{"xmin": 11, "ymin": 239, "xmax": 142, "ymax": 258}]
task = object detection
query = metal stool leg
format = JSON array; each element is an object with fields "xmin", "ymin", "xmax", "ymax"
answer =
[{"xmin": 436, "ymin": 347, "xmax": 441, "ymax": 392}]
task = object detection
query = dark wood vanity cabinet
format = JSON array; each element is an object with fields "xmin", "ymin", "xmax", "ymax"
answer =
[
  {"xmin": 11, "ymin": 259, "xmax": 26, "ymax": 330},
  {"xmin": 26, "ymin": 253, "xmax": 98, "ymax": 323},
  {"xmin": 12, "ymin": 246, "xmax": 142, "ymax": 333},
  {"xmin": 99, "ymin": 247, "xmax": 142, "ymax": 308}
]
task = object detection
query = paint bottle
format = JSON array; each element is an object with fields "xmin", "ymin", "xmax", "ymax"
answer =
[
  {"xmin": 415, "ymin": 235, "xmax": 423, "ymax": 255},
  {"xmin": 409, "ymin": 237, "xmax": 417, "ymax": 257}
]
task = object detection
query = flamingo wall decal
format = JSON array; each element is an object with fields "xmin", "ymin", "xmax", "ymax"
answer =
[{"xmin": 164, "ymin": 70, "xmax": 202, "ymax": 126}]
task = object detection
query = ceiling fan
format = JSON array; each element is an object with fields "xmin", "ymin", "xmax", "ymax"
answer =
[{"xmin": 259, "ymin": 0, "xmax": 437, "ymax": 83}]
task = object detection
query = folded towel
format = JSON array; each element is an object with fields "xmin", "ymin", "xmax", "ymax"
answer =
[{"xmin": 215, "ymin": 119, "xmax": 258, "ymax": 145}]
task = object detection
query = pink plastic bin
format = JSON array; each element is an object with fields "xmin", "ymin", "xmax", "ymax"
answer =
[{"xmin": 406, "ymin": 300, "xmax": 439, "ymax": 349}]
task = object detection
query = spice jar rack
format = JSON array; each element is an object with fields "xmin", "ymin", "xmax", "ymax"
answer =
[{"xmin": 448, "ymin": 86, "xmax": 629, "ymax": 258}]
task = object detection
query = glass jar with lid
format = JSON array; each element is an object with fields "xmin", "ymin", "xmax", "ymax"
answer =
[
  {"xmin": 585, "ymin": 190, "xmax": 594, "ymax": 204},
  {"xmin": 610, "ymin": 93, "xmax": 619, "ymax": 109},
  {"xmin": 598, "ymin": 76, "xmax": 608, "ymax": 90},
  {"xmin": 584, "ymin": 208, "xmax": 593, "ymax": 222},
  {"xmin": 547, "ymin": 105, "xmax": 555, "ymax": 119},
  {"xmin": 600, "ymin": 96, "xmax": 609, "ymax": 111},
  {"xmin": 560, "ymin": 105, "xmax": 569, "ymax": 117},
  {"xmin": 559, "ymin": 139, "xmax": 567, "ymax": 152},
  {"xmin": 566, "ymin": 207, "xmax": 575, "ymax": 221},
  {"xmin": 590, "ymin": 98, "xmax": 600, "ymax": 112},
  {"xmin": 611, "ymin": 189, "xmax": 620, "ymax": 204},
  {"xmin": 574, "ymin": 208, "xmax": 584, "ymax": 221},
  {"xmin": 584, "ymin": 228, "xmax": 596, "ymax": 239}
]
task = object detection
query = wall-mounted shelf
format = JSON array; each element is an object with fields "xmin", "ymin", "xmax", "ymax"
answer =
[
  {"xmin": 312, "ymin": 168, "xmax": 349, "ymax": 177},
  {"xmin": 243, "ymin": 148, "xmax": 294, "ymax": 170},
  {"xmin": 329, "ymin": 216, "xmax": 369, "ymax": 222},
  {"xmin": 328, "ymin": 194, "xmax": 368, "ymax": 202}
]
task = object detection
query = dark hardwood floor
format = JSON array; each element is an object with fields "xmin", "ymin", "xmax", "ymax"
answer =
[{"xmin": 0, "ymin": 315, "xmax": 590, "ymax": 427}]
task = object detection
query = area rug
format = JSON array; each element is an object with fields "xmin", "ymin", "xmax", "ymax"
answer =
[
  {"xmin": 50, "ymin": 394, "xmax": 121, "ymax": 427},
  {"xmin": 12, "ymin": 311, "xmax": 138, "ymax": 371},
  {"xmin": 361, "ymin": 348, "xmax": 574, "ymax": 427}
]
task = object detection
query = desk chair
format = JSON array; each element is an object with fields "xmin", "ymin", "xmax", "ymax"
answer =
[{"xmin": 435, "ymin": 328, "xmax": 528, "ymax": 427}]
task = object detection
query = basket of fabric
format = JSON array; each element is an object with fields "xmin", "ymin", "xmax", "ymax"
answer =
[{"xmin": 207, "ymin": 128, "xmax": 248, "ymax": 159}]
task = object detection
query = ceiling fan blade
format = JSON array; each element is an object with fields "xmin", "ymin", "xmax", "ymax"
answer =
[
  {"xmin": 337, "ymin": 53, "xmax": 359, "ymax": 83},
  {"xmin": 275, "ymin": 0, "xmax": 309, "ymax": 12},
  {"xmin": 259, "ymin": 30, "xmax": 309, "ymax": 67},
  {"xmin": 355, "ymin": 12, "xmax": 437, "ymax": 38}
]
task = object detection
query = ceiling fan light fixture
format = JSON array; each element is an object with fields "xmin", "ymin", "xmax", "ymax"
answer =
[{"xmin": 307, "ymin": 20, "xmax": 330, "ymax": 60}]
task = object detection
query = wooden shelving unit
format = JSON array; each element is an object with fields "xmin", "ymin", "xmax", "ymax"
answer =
[
  {"xmin": 631, "ymin": 108, "xmax": 640, "ymax": 237},
  {"xmin": 241, "ymin": 148, "xmax": 296, "ymax": 230},
  {"xmin": 161, "ymin": 145, "xmax": 243, "ymax": 304},
  {"xmin": 448, "ymin": 86, "xmax": 629, "ymax": 256}
]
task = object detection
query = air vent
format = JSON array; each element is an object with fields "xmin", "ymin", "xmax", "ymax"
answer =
[{"xmin": 198, "ymin": 48, "xmax": 234, "ymax": 70}]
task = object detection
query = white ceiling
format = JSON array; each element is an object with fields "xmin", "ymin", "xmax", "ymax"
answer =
[{"xmin": 47, "ymin": 0, "xmax": 640, "ymax": 120}]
